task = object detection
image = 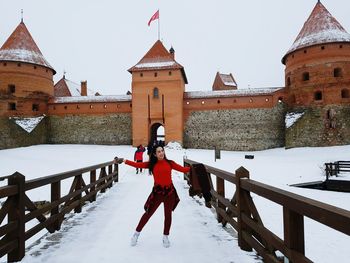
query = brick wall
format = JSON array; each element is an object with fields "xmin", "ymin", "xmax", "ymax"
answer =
[
  {"xmin": 286, "ymin": 105, "xmax": 350, "ymax": 148},
  {"xmin": 0, "ymin": 116, "xmax": 48, "ymax": 150},
  {"xmin": 183, "ymin": 104, "xmax": 286, "ymax": 151},
  {"xmin": 48, "ymin": 114, "xmax": 132, "ymax": 145}
]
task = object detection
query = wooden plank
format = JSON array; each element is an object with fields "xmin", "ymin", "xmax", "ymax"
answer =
[
  {"xmin": 216, "ymin": 177, "xmax": 225, "ymax": 224},
  {"xmin": 284, "ymin": 208, "xmax": 305, "ymax": 258},
  {"xmin": 211, "ymin": 202, "xmax": 238, "ymax": 230},
  {"xmin": 211, "ymin": 191, "xmax": 238, "ymax": 216},
  {"xmin": 0, "ymin": 239, "xmax": 17, "ymax": 259},
  {"xmin": 90, "ymin": 170, "xmax": 96, "ymax": 202},
  {"xmin": 241, "ymin": 179, "xmax": 350, "ymax": 236},
  {"xmin": 0, "ymin": 198, "xmax": 12, "ymax": 224},
  {"xmin": 242, "ymin": 231, "xmax": 280, "ymax": 263},
  {"xmin": 25, "ymin": 161, "xmax": 114, "ymax": 191},
  {"xmin": 51, "ymin": 181, "xmax": 61, "ymax": 231},
  {"xmin": 0, "ymin": 185, "xmax": 18, "ymax": 199},
  {"xmin": 0, "ymin": 222, "xmax": 17, "ymax": 238}
]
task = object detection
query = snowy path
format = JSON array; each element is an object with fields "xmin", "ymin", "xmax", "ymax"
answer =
[{"xmin": 21, "ymin": 164, "xmax": 258, "ymax": 263}]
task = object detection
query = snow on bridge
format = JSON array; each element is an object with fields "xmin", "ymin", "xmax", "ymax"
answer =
[{"xmin": 20, "ymin": 159, "xmax": 257, "ymax": 263}]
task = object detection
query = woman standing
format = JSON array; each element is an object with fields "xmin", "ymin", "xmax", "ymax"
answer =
[{"xmin": 115, "ymin": 145, "xmax": 190, "ymax": 248}]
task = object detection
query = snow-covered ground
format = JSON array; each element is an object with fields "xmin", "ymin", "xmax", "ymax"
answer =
[{"xmin": 0, "ymin": 144, "xmax": 349, "ymax": 262}]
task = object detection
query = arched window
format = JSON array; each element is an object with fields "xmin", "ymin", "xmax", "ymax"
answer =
[
  {"xmin": 334, "ymin": 68, "xmax": 342, "ymax": 77},
  {"xmin": 302, "ymin": 72, "xmax": 309, "ymax": 81},
  {"xmin": 341, "ymin": 89, "xmax": 350, "ymax": 98},
  {"xmin": 153, "ymin": 87, "xmax": 159, "ymax": 99},
  {"xmin": 314, "ymin": 91, "xmax": 322, "ymax": 101}
]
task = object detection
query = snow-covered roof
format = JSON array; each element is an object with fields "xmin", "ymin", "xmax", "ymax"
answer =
[
  {"xmin": 219, "ymin": 73, "xmax": 237, "ymax": 87},
  {"xmin": 283, "ymin": 2, "xmax": 350, "ymax": 63},
  {"xmin": 52, "ymin": 95, "xmax": 131, "ymax": 104},
  {"xmin": 54, "ymin": 77, "xmax": 99, "ymax": 97},
  {"xmin": 184, "ymin": 87, "xmax": 283, "ymax": 99},
  {"xmin": 0, "ymin": 22, "xmax": 55, "ymax": 73},
  {"xmin": 134, "ymin": 61, "xmax": 176, "ymax": 69}
]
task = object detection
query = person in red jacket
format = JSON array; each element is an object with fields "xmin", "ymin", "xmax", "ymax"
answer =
[
  {"xmin": 134, "ymin": 144, "xmax": 145, "ymax": 174},
  {"xmin": 115, "ymin": 145, "xmax": 190, "ymax": 248}
]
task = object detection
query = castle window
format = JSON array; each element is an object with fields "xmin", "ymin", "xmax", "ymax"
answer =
[
  {"xmin": 341, "ymin": 89, "xmax": 350, "ymax": 99},
  {"xmin": 321, "ymin": 46, "xmax": 325, "ymax": 50},
  {"xmin": 314, "ymin": 91, "xmax": 322, "ymax": 101},
  {"xmin": 90, "ymin": 105, "xmax": 93, "ymax": 109},
  {"xmin": 32, "ymin": 104, "xmax": 39, "ymax": 111},
  {"xmin": 64, "ymin": 106, "xmax": 67, "ymax": 110},
  {"xmin": 8, "ymin": 103, "xmax": 16, "ymax": 111},
  {"xmin": 302, "ymin": 72, "xmax": 309, "ymax": 81},
  {"xmin": 117, "ymin": 104, "xmax": 121, "ymax": 108},
  {"xmin": 3, "ymin": 62, "xmax": 7, "ymax": 66},
  {"xmin": 169, "ymin": 71, "xmax": 172, "ymax": 76},
  {"xmin": 17, "ymin": 63, "xmax": 21, "ymax": 67},
  {"xmin": 140, "ymin": 73, "xmax": 143, "ymax": 77},
  {"xmin": 334, "ymin": 68, "xmax": 342, "ymax": 77},
  {"xmin": 186, "ymin": 101, "xmax": 190, "ymax": 105},
  {"xmin": 53, "ymin": 106, "xmax": 56, "ymax": 110},
  {"xmin": 201, "ymin": 101, "xmax": 205, "ymax": 104},
  {"xmin": 76, "ymin": 105, "xmax": 80, "ymax": 109},
  {"xmin": 249, "ymin": 98, "xmax": 253, "ymax": 103},
  {"xmin": 217, "ymin": 100, "xmax": 220, "ymax": 104},
  {"xmin": 303, "ymin": 50, "xmax": 307, "ymax": 54},
  {"xmin": 265, "ymin": 98, "xmax": 269, "ymax": 102},
  {"xmin": 104, "ymin": 104, "xmax": 107, "ymax": 109},
  {"xmin": 233, "ymin": 99, "xmax": 236, "ymax": 103},
  {"xmin": 46, "ymin": 69, "xmax": 48, "ymax": 72},
  {"xmin": 154, "ymin": 72, "xmax": 158, "ymax": 77},
  {"xmin": 287, "ymin": 77, "xmax": 291, "ymax": 87},
  {"xmin": 340, "ymin": 45, "xmax": 343, "ymax": 49},
  {"xmin": 34, "ymin": 66, "xmax": 37, "ymax": 69},
  {"xmin": 130, "ymin": 103, "xmax": 132, "ymax": 107},
  {"xmin": 153, "ymin": 87, "xmax": 159, "ymax": 99},
  {"xmin": 8, "ymin": 84, "xmax": 15, "ymax": 94},
  {"xmin": 278, "ymin": 97, "xmax": 283, "ymax": 102}
]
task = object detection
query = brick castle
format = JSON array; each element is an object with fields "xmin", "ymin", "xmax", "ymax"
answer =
[{"xmin": 1, "ymin": 1, "xmax": 350, "ymax": 150}]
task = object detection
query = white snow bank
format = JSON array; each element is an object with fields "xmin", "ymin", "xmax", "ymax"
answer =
[
  {"xmin": 285, "ymin": 112, "xmax": 304, "ymax": 128},
  {"xmin": 11, "ymin": 116, "xmax": 45, "ymax": 133},
  {"xmin": 165, "ymin": 141, "xmax": 183, "ymax": 150}
]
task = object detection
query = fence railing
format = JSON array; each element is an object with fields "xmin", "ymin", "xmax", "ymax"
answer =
[
  {"xmin": 184, "ymin": 158, "xmax": 350, "ymax": 263},
  {"xmin": 325, "ymin": 161, "xmax": 350, "ymax": 180},
  {"xmin": 0, "ymin": 161, "xmax": 118, "ymax": 262}
]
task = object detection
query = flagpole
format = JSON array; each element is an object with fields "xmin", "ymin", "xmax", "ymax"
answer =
[{"xmin": 158, "ymin": 9, "xmax": 160, "ymax": 40}]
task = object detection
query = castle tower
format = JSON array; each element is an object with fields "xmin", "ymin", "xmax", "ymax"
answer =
[
  {"xmin": 282, "ymin": 1, "xmax": 350, "ymax": 148},
  {"xmin": 0, "ymin": 21, "xmax": 56, "ymax": 117},
  {"xmin": 128, "ymin": 40, "xmax": 188, "ymax": 146},
  {"xmin": 282, "ymin": 1, "xmax": 350, "ymax": 108}
]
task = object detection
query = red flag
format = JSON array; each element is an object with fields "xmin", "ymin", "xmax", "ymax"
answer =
[{"xmin": 148, "ymin": 10, "xmax": 159, "ymax": 26}]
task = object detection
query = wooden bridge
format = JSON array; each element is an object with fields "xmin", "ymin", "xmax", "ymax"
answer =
[{"xmin": 0, "ymin": 159, "xmax": 349, "ymax": 262}]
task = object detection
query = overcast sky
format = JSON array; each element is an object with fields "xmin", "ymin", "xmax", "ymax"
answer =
[{"xmin": 1, "ymin": 0, "xmax": 349, "ymax": 95}]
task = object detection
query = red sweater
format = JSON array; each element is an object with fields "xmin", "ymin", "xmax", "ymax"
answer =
[{"xmin": 125, "ymin": 159, "xmax": 190, "ymax": 186}]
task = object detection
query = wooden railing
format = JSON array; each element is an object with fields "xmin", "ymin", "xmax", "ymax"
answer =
[
  {"xmin": 184, "ymin": 159, "xmax": 350, "ymax": 263},
  {"xmin": 325, "ymin": 161, "xmax": 350, "ymax": 180},
  {"xmin": 0, "ymin": 161, "xmax": 118, "ymax": 262}
]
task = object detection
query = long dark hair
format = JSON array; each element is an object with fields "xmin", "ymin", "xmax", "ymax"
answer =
[{"xmin": 149, "ymin": 145, "xmax": 172, "ymax": 173}]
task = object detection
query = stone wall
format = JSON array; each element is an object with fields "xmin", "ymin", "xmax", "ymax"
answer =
[
  {"xmin": 0, "ymin": 117, "xmax": 48, "ymax": 150},
  {"xmin": 48, "ymin": 114, "xmax": 132, "ymax": 145},
  {"xmin": 286, "ymin": 105, "xmax": 350, "ymax": 148},
  {"xmin": 183, "ymin": 104, "xmax": 286, "ymax": 151}
]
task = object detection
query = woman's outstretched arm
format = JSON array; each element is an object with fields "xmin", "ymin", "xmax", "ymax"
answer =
[
  {"xmin": 170, "ymin": 161, "xmax": 190, "ymax": 173},
  {"xmin": 125, "ymin": 160, "xmax": 149, "ymax": 169}
]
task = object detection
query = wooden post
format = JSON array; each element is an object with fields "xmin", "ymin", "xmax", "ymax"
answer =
[
  {"xmin": 74, "ymin": 174, "xmax": 82, "ymax": 213},
  {"xmin": 236, "ymin": 166, "xmax": 252, "ymax": 252},
  {"xmin": 113, "ymin": 163, "xmax": 118, "ymax": 182},
  {"xmin": 51, "ymin": 181, "xmax": 61, "ymax": 230},
  {"xmin": 216, "ymin": 177, "xmax": 225, "ymax": 224},
  {"xmin": 100, "ymin": 168, "xmax": 107, "ymax": 193},
  {"xmin": 108, "ymin": 165, "xmax": 113, "ymax": 188},
  {"xmin": 90, "ymin": 170, "xmax": 96, "ymax": 202},
  {"xmin": 8, "ymin": 172, "xmax": 25, "ymax": 262},
  {"xmin": 283, "ymin": 207, "xmax": 305, "ymax": 262}
]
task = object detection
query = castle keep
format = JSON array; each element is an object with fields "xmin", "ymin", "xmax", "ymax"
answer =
[{"xmin": 1, "ymin": 2, "xmax": 350, "ymax": 150}]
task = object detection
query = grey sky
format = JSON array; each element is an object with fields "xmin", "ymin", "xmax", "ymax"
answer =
[{"xmin": 1, "ymin": 0, "xmax": 349, "ymax": 95}]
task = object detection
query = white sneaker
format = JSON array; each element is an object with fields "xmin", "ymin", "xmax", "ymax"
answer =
[
  {"xmin": 131, "ymin": 231, "xmax": 140, "ymax": 246},
  {"xmin": 162, "ymin": 235, "xmax": 170, "ymax": 248}
]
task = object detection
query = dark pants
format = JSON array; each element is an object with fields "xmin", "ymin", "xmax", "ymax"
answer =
[
  {"xmin": 136, "ymin": 192, "xmax": 176, "ymax": 235},
  {"xmin": 136, "ymin": 160, "xmax": 142, "ymax": 173}
]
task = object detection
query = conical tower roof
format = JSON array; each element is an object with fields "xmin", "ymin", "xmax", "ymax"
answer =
[
  {"xmin": 282, "ymin": 1, "xmax": 350, "ymax": 63},
  {"xmin": 0, "ymin": 21, "xmax": 55, "ymax": 73},
  {"xmin": 128, "ymin": 40, "xmax": 187, "ymax": 83}
]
